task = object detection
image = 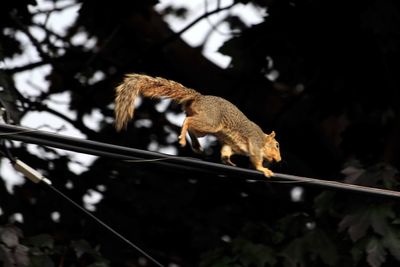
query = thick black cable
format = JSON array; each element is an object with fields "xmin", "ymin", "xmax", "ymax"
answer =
[
  {"xmin": 0, "ymin": 124, "xmax": 257, "ymax": 176},
  {"xmin": 0, "ymin": 129, "xmax": 203, "ymax": 173},
  {"xmin": 45, "ymin": 183, "xmax": 164, "ymax": 267},
  {"xmin": 1, "ymin": 123, "xmax": 400, "ymax": 199}
]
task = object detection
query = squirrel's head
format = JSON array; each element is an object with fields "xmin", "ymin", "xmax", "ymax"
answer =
[{"xmin": 263, "ymin": 131, "xmax": 281, "ymax": 162}]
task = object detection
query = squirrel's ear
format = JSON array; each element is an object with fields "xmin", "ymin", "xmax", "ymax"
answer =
[
  {"xmin": 269, "ymin": 131, "xmax": 276, "ymax": 138},
  {"xmin": 265, "ymin": 131, "xmax": 276, "ymax": 141}
]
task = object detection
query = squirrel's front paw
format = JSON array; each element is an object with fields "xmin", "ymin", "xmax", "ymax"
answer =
[
  {"xmin": 178, "ymin": 135, "xmax": 187, "ymax": 147},
  {"xmin": 258, "ymin": 167, "xmax": 274, "ymax": 178}
]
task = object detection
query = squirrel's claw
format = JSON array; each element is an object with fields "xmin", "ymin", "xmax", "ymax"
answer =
[
  {"xmin": 258, "ymin": 167, "xmax": 274, "ymax": 178},
  {"xmin": 222, "ymin": 156, "xmax": 236, "ymax": 167},
  {"xmin": 191, "ymin": 146, "xmax": 203, "ymax": 154},
  {"xmin": 178, "ymin": 135, "xmax": 187, "ymax": 147}
]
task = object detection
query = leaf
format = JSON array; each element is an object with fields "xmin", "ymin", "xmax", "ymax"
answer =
[
  {"xmin": 281, "ymin": 228, "xmax": 338, "ymax": 267},
  {"xmin": 0, "ymin": 244, "xmax": 14, "ymax": 267},
  {"xmin": 24, "ymin": 234, "xmax": 54, "ymax": 250},
  {"xmin": 233, "ymin": 239, "xmax": 277, "ymax": 267},
  {"xmin": 29, "ymin": 255, "xmax": 55, "ymax": 267},
  {"xmin": 350, "ymin": 243, "xmax": 364, "ymax": 265},
  {"xmin": 281, "ymin": 238, "xmax": 305, "ymax": 267},
  {"xmin": 339, "ymin": 204, "xmax": 395, "ymax": 243},
  {"xmin": 382, "ymin": 228, "xmax": 400, "ymax": 261},
  {"xmin": 87, "ymin": 262, "xmax": 110, "ymax": 267},
  {"xmin": 314, "ymin": 191, "xmax": 337, "ymax": 217},
  {"xmin": 200, "ymin": 248, "xmax": 234, "ymax": 267},
  {"xmin": 71, "ymin": 239, "xmax": 94, "ymax": 258},
  {"xmin": 14, "ymin": 244, "xmax": 29, "ymax": 267},
  {"xmin": 342, "ymin": 165, "xmax": 365, "ymax": 183},
  {"xmin": 0, "ymin": 72, "xmax": 21, "ymax": 124},
  {"xmin": 0, "ymin": 226, "xmax": 23, "ymax": 248},
  {"xmin": 369, "ymin": 205, "xmax": 394, "ymax": 235},
  {"xmin": 0, "ymin": 226, "xmax": 29, "ymax": 267},
  {"xmin": 306, "ymin": 229, "xmax": 338, "ymax": 266},
  {"xmin": 343, "ymin": 162, "xmax": 399, "ymax": 188},
  {"xmin": 366, "ymin": 237, "xmax": 386, "ymax": 267},
  {"xmin": 339, "ymin": 209, "xmax": 370, "ymax": 241}
]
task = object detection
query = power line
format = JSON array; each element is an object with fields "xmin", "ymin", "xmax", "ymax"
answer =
[
  {"xmin": 1, "ymin": 123, "xmax": 400, "ymax": 199},
  {"xmin": 46, "ymin": 183, "xmax": 164, "ymax": 267}
]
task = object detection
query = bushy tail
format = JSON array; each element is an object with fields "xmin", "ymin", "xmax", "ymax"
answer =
[{"xmin": 114, "ymin": 74, "xmax": 201, "ymax": 131}]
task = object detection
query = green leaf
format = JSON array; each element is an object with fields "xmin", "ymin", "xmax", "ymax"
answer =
[
  {"xmin": 87, "ymin": 262, "xmax": 110, "ymax": 267},
  {"xmin": 370, "ymin": 205, "xmax": 394, "ymax": 235},
  {"xmin": 0, "ymin": 226, "xmax": 21, "ymax": 248},
  {"xmin": 281, "ymin": 238, "xmax": 305, "ymax": 267},
  {"xmin": 14, "ymin": 244, "xmax": 29, "ymax": 267},
  {"xmin": 24, "ymin": 234, "xmax": 54, "ymax": 250},
  {"xmin": 71, "ymin": 239, "xmax": 94, "ymax": 258},
  {"xmin": 350, "ymin": 243, "xmax": 364, "ymax": 265},
  {"xmin": 0, "ymin": 72, "xmax": 22, "ymax": 124},
  {"xmin": 281, "ymin": 229, "xmax": 337, "ymax": 267},
  {"xmin": 306, "ymin": 229, "xmax": 338, "ymax": 266},
  {"xmin": 339, "ymin": 209, "xmax": 370, "ymax": 242},
  {"xmin": 314, "ymin": 191, "xmax": 337, "ymax": 217},
  {"xmin": 29, "ymin": 255, "xmax": 54, "ymax": 267},
  {"xmin": 339, "ymin": 204, "xmax": 395, "ymax": 243},
  {"xmin": 200, "ymin": 249, "xmax": 237, "ymax": 267},
  {"xmin": 366, "ymin": 237, "xmax": 386, "ymax": 267},
  {"xmin": 382, "ymin": 228, "xmax": 400, "ymax": 261},
  {"xmin": 233, "ymin": 239, "xmax": 277, "ymax": 267}
]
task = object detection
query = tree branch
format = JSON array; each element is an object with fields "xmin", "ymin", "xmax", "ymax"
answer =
[
  {"xmin": 4, "ymin": 60, "xmax": 52, "ymax": 74},
  {"xmin": 16, "ymin": 91, "xmax": 97, "ymax": 138},
  {"xmin": 159, "ymin": 2, "xmax": 236, "ymax": 46},
  {"xmin": 10, "ymin": 10, "xmax": 51, "ymax": 61},
  {"xmin": 36, "ymin": 104, "xmax": 98, "ymax": 138},
  {"xmin": 32, "ymin": 2, "xmax": 79, "ymax": 15}
]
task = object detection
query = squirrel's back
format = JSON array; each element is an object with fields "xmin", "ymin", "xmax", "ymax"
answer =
[{"xmin": 186, "ymin": 95, "xmax": 265, "ymax": 147}]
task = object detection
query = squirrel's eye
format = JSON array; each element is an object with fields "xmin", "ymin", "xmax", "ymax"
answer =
[{"xmin": 275, "ymin": 142, "xmax": 280, "ymax": 148}]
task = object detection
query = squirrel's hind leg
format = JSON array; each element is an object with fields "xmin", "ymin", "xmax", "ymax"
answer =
[
  {"xmin": 221, "ymin": 145, "xmax": 236, "ymax": 166},
  {"xmin": 188, "ymin": 131, "xmax": 203, "ymax": 153},
  {"xmin": 180, "ymin": 116, "xmax": 221, "ymax": 147}
]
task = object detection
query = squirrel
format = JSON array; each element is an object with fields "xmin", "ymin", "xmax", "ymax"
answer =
[{"xmin": 114, "ymin": 73, "xmax": 281, "ymax": 177}]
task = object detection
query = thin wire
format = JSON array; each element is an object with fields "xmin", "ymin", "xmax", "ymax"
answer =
[
  {"xmin": 266, "ymin": 179, "xmax": 314, "ymax": 184},
  {"xmin": 0, "ymin": 129, "xmax": 41, "ymax": 136},
  {"xmin": 124, "ymin": 157, "xmax": 180, "ymax": 163},
  {"xmin": 124, "ymin": 157, "xmax": 311, "ymax": 184},
  {"xmin": 124, "ymin": 157, "xmax": 327, "ymax": 184},
  {"xmin": 45, "ymin": 183, "xmax": 165, "ymax": 267}
]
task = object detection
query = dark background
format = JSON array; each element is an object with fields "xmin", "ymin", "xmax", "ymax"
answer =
[{"xmin": 1, "ymin": 0, "xmax": 400, "ymax": 266}]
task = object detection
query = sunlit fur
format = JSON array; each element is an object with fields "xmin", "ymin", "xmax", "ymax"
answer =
[
  {"xmin": 115, "ymin": 74, "xmax": 282, "ymax": 177},
  {"xmin": 264, "ymin": 131, "xmax": 281, "ymax": 163}
]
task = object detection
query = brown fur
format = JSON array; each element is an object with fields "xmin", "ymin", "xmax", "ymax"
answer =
[{"xmin": 114, "ymin": 73, "xmax": 281, "ymax": 177}]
